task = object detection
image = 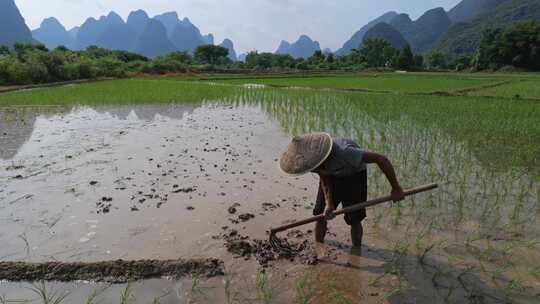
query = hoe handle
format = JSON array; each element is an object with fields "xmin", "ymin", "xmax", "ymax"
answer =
[{"xmin": 270, "ymin": 183, "xmax": 438, "ymax": 235}]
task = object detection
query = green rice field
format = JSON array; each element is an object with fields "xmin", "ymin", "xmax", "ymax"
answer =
[{"xmin": 0, "ymin": 72, "xmax": 539, "ymax": 303}]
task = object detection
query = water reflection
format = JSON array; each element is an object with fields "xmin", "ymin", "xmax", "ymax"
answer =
[{"xmin": 0, "ymin": 104, "xmax": 199, "ymax": 160}]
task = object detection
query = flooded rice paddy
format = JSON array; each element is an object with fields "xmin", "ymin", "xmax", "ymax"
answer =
[{"xmin": 0, "ymin": 83, "xmax": 539, "ymax": 303}]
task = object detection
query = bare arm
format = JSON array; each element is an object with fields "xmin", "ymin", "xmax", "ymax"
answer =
[
  {"xmin": 319, "ymin": 174, "xmax": 336, "ymax": 219},
  {"xmin": 362, "ymin": 151, "xmax": 405, "ymax": 201}
]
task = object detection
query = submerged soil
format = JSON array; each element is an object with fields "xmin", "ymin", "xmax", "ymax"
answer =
[
  {"xmin": 219, "ymin": 228, "xmax": 317, "ymax": 267},
  {"xmin": 0, "ymin": 258, "xmax": 224, "ymax": 283}
]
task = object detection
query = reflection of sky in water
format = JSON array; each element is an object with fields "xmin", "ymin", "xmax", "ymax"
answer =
[{"xmin": 0, "ymin": 104, "xmax": 199, "ymax": 160}]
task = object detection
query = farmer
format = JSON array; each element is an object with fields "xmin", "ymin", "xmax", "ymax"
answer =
[{"xmin": 279, "ymin": 132, "xmax": 405, "ymax": 250}]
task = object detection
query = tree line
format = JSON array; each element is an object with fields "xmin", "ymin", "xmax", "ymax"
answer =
[
  {"xmin": 1, "ymin": 21, "xmax": 538, "ymax": 86},
  {"xmin": 0, "ymin": 44, "xmax": 230, "ymax": 85}
]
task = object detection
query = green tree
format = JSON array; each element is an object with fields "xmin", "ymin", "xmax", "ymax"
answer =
[
  {"xmin": 0, "ymin": 45, "xmax": 10, "ymax": 56},
  {"xmin": 425, "ymin": 52, "xmax": 447, "ymax": 70},
  {"xmin": 394, "ymin": 44, "xmax": 414, "ymax": 70},
  {"xmin": 413, "ymin": 55, "xmax": 424, "ymax": 68},
  {"xmin": 473, "ymin": 28, "xmax": 503, "ymax": 70},
  {"xmin": 474, "ymin": 21, "xmax": 540, "ymax": 71},
  {"xmin": 326, "ymin": 53, "xmax": 335, "ymax": 64},
  {"xmin": 450, "ymin": 55, "xmax": 472, "ymax": 71},
  {"xmin": 166, "ymin": 51, "xmax": 192, "ymax": 64},
  {"xmin": 358, "ymin": 39, "xmax": 397, "ymax": 68},
  {"xmin": 309, "ymin": 50, "xmax": 325, "ymax": 63},
  {"xmin": 194, "ymin": 45, "xmax": 229, "ymax": 65}
]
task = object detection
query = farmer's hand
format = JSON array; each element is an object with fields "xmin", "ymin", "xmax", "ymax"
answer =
[
  {"xmin": 391, "ymin": 186, "xmax": 405, "ymax": 202},
  {"xmin": 324, "ymin": 205, "xmax": 336, "ymax": 220}
]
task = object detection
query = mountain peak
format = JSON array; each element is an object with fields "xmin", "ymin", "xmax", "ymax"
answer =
[
  {"xmin": 41, "ymin": 17, "xmax": 61, "ymax": 26},
  {"xmin": 335, "ymin": 11, "xmax": 399, "ymax": 56},
  {"xmin": 276, "ymin": 35, "xmax": 320, "ymax": 59},
  {"xmin": 220, "ymin": 38, "xmax": 237, "ymax": 61},
  {"xmin": 363, "ymin": 22, "xmax": 409, "ymax": 49},
  {"xmin": 0, "ymin": 0, "xmax": 35, "ymax": 46},
  {"xmin": 154, "ymin": 12, "xmax": 180, "ymax": 36},
  {"xmin": 276, "ymin": 40, "xmax": 291, "ymax": 54},
  {"xmin": 106, "ymin": 11, "xmax": 124, "ymax": 24},
  {"xmin": 422, "ymin": 7, "xmax": 447, "ymax": 17},
  {"xmin": 128, "ymin": 10, "xmax": 149, "ymax": 19},
  {"xmin": 127, "ymin": 10, "xmax": 150, "ymax": 36},
  {"xmin": 162, "ymin": 12, "xmax": 179, "ymax": 20}
]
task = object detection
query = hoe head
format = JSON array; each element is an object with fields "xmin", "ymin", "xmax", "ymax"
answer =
[{"xmin": 268, "ymin": 230, "xmax": 294, "ymax": 255}]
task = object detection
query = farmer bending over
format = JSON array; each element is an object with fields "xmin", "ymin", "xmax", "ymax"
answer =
[{"xmin": 279, "ymin": 132, "xmax": 405, "ymax": 250}]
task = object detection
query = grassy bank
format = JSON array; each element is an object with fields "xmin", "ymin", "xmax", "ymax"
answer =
[{"xmin": 0, "ymin": 78, "xmax": 238, "ymax": 106}]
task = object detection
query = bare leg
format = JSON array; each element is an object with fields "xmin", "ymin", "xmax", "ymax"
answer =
[
  {"xmin": 350, "ymin": 221, "xmax": 363, "ymax": 249},
  {"xmin": 315, "ymin": 220, "xmax": 327, "ymax": 243}
]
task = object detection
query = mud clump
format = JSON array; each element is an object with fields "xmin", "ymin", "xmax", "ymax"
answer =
[
  {"xmin": 0, "ymin": 258, "xmax": 224, "ymax": 283},
  {"xmin": 221, "ymin": 230, "xmax": 317, "ymax": 267},
  {"xmin": 238, "ymin": 213, "xmax": 255, "ymax": 222},
  {"xmin": 228, "ymin": 203, "xmax": 241, "ymax": 214},
  {"xmin": 172, "ymin": 186, "xmax": 196, "ymax": 194}
]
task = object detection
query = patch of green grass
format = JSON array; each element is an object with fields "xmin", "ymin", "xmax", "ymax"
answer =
[
  {"xmin": 469, "ymin": 80, "xmax": 540, "ymax": 99},
  {"xmin": 0, "ymin": 79, "xmax": 238, "ymax": 106},
  {"xmin": 207, "ymin": 74, "xmax": 496, "ymax": 93}
]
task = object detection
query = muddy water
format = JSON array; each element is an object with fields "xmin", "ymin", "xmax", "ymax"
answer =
[
  {"xmin": 0, "ymin": 104, "xmax": 370, "ymax": 303},
  {"xmin": 1, "ymin": 97, "xmax": 539, "ymax": 303}
]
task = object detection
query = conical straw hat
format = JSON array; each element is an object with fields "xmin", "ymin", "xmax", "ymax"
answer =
[{"xmin": 279, "ymin": 132, "xmax": 333, "ymax": 176}]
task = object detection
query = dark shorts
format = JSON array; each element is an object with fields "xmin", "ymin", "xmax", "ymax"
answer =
[{"xmin": 314, "ymin": 170, "xmax": 367, "ymax": 225}]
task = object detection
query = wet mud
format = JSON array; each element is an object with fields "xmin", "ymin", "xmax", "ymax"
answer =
[
  {"xmin": 218, "ymin": 228, "xmax": 317, "ymax": 267},
  {"xmin": 0, "ymin": 258, "xmax": 224, "ymax": 283}
]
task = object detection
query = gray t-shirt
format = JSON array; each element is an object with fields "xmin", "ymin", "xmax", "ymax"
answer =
[{"xmin": 315, "ymin": 138, "xmax": 366, "ymax": 177}]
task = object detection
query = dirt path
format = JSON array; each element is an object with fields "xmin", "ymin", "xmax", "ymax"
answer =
[{"xmin": 0, "ymin": 258, "xmax": 224, "ymax": 283}]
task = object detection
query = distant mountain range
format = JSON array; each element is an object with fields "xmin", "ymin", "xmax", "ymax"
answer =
[
  {"xmin": 2, "ymin": 0, "xmax": 539, "ymax": 59},
  {"xmin": 275, "ymin": 35, "xmax": 321, "ymax": 59},
  {"xmin": 0, "ymin": 2, "xmax": 238, "ymax": 60},
  {"xmin": 336, "ymin": 0, "xmax": 538, "ymax": 57},
  {"xmin": 32, "ymin": 9, "xmax": 235, "ymax": 59}
]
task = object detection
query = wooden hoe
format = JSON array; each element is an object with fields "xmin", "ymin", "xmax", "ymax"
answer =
[{"xmin": 268, "ymin": 183, "xmax": 439, "ymax": 250}]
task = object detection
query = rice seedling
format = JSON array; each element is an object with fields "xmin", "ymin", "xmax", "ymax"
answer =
[
  {"xmin": 189, "ymin": 273, "xmax": 213, "ymax": 298},
  {"xmin": 255, "ymin": 269, "xmax": 282, "ymax": 304},
  {"xmin": 324, "ymin": 279, "xmax": 353, "ymax": 304},
  {"xmin": 223, "ymin": 273, "xmax": 242, "ymax": 304},
  {"xmin": 119, "ymin": 283, "xmax": 134, "ymax": 304},
  {"xmin": 85, "ymin": 285, "xmax": 110, "ymax": 304},
  {"xmin": 27, "ymin": 282, "xmax": 69, "ymax": 304},
  {"xmin": 294, "ymin": 274, "xmax": 316, "ymax": 304},
  {"xmin": 17, "ymin": 233, "xmax": 30, "ymax": 257},
  {"xmin": 150, "ymin": 290, "xmax": 171, "ymax": 304},
  {"xmin": 0, "ymin": 295, "xmax": 29, "ymax": 304}
]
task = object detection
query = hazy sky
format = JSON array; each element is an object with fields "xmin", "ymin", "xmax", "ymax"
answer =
[{"xmin": 16, "ymin": 0, "xmax": 461, "ymax": 53}]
